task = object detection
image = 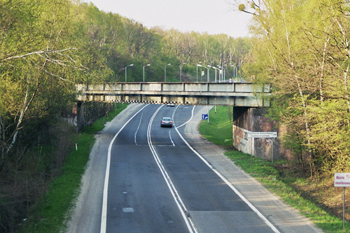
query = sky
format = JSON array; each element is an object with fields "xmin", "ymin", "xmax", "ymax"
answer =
[{"xmin": 83, "ymin": 0, "xmax": 253, "ymax": 38}]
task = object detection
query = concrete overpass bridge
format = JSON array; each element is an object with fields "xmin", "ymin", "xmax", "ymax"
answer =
[
  {"xmin": 76, "ymin": 82, "xmax": 272, "ymax": 107},
  {"xmin": 75, "ymin": 82, "xmax": 285, "ymax": 161}
]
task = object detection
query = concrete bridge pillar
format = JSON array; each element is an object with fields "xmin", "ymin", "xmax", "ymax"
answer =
[{"xmin": 232, "ymin": 107, "xmax": 288, "ymax": 161}]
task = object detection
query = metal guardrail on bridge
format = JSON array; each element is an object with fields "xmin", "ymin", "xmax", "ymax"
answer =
[{"xmin": 76, "ymin": 82, "xmax": 272, "ymax": 107}]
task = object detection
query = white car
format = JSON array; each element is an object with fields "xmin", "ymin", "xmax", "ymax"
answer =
[{"xmin": 161, "ymin": 117, "xmax": 173, "ymax": 127}]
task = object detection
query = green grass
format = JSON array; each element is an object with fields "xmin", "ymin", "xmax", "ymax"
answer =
[
  {"xmin": 199, "ymin": 106, "xmax": 233, "ymax": 146},
  {"xmin": 19, "ymin": 103, "xmax": 128, "ymax": 233},
  {"xmin": 199, "ymin": 106, "xmax": 350, "ymax": 233}
]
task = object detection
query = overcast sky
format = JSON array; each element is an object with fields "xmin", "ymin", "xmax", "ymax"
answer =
[{"xmin": 83, "ymin": 0, "xmax": 252, "ymax": 38}]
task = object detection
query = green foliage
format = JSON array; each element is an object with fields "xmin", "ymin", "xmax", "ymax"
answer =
[
  {"xmin": 17, "ymin": 104, "xmax": 128, "ymax": 233},
  {"xmin": 83, "ymin": 103, "xmax": 128, "ymax": 134},
  {"xmin": 244, "ymin": 0, "xmax": 350, "ymax": 176}
]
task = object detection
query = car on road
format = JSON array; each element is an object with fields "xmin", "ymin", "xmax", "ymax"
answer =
[
  {"xmin": 161, "ymin": 117, "xmax": 173, "ymax": 127},
  {"xmin": 167, "ymin": 103, "xmax": 175, "ymax": 107}
]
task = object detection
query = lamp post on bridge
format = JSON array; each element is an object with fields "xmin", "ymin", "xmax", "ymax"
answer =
[
  {"xmin": 143, "ymin": 64, "xmax": 150, "ymax": 82},
  {"xmin": 197, "ymin": 64, "xmax": 210, "ymax": 82},
  {"xmin": 125, "ymin": 64, "xmax": 133, "ymax": 82},
  {"xmin": 164, "ymin": 63, "xmax": 171, "ymax": 82},
  {"xmin": 217, "ymin": 65, "xmax": 224, "ymax": 82},
  {"xmin": 230, "ymin": 63, "xmax": 236, "ymax": 81},
  {"xmin": 196, "ymin": 62, "xmax": 202, "ymax": 82},
  {"xmin": 208, "ymin": 65, "xmax": 219, "ymax": 82},
  {"xmin": 179, "ymin": 63, "xmax": 186, "ymax": 82}
]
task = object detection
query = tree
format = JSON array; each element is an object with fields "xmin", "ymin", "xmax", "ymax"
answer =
[
  {"xmin": 241, "ymin": 0, "xmax": 350, "ymax": 176},
  {"xmin": 0, "ymin": 0, "xmax": 91, "ymax": 165}
]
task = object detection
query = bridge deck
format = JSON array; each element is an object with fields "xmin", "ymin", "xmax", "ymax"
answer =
[{"xmin": 76, "ymin": 82, "xmax": 271, "ymax": 107}]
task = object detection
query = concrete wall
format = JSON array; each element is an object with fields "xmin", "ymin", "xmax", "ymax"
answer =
[{"xmin": 233, "ymin": 107, "xmax": 290, "ymax": 160}]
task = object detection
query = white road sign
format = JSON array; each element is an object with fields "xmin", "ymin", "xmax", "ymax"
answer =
[
  {"xmin": 247, "ymin": 132, "xmax": 277, "ymax": 138},
  {"xmin": 334, "ymin": 173, "xmax": 350, "ymax": 187}
]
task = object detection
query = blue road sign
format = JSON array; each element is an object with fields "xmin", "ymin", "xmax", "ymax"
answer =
[{"xmin": 202, "ymin": 114, "xmax": 208, "ymax": 120}]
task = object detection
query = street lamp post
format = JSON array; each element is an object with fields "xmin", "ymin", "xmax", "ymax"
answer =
[
  {"xmin": 217, "ymin": 65, "xmax": 223, "ymax": 82},
  {"xmin": 197, "ymin": 64, "xmax": 210, "ymax": 82},
  {"xmin": 208, "ymin": 65, "xmax": 219, "ymax": 82},
  {"xmin": 231, "ymin": 64, "xmax": 235, "ymax": 79},
  {"xmin": 164, "ymin": 63, "xmax": 171, "ymax": 82},
  {"xmin": 223, "ymin": 66, "xmax": 226, "ymax": 81},
  {"xmin": 125, "ymin": 64, "xmax": 134, "ymax": 82},
  {"xmin": 143, "ymin": 64, "xmax": 150, "ymax": 82},
  {"xmin": 179, "ymin": 63, "xmax": 186, "ymax": 82},
  {"xmin": 196, "ymin": 64, "xmax": 200, "ymax": 82},
  {"xmin": 196, "ymin": 62, "xmax": 202, "ymax": 82},
  {"xmin": 205, "ymin": 65, "xmax": 210, "ymax": 82}
]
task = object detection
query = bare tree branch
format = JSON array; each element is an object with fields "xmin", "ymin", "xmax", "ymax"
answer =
[
  {"xmin": 31, "ymin": 61, "xmax": 73, "ymax": 83},
  {"xmin": 1, "ymin": 48, "xmax": 78, "ymax": 63},
  {"xmin": 37, "ymin": 54, "xmax": 86, "ymax": 71}
]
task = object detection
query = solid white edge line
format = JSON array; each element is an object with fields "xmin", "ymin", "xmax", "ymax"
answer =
[
  {"xmin": 173, "ymin": 107, "xmax": 281, "ymax": 233},
  {"xmin": 148, "ymin": 105, "xmax": 197, "ymax": 233},
  {"xmin": 100, "ymin": 104, "xmax": 149, "ymax": 233}
]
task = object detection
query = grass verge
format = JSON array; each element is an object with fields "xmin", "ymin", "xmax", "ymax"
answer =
[
  {"xmin": 199, "ymin": 106, "xmax": 349, "ymax": 233},
  {"xmin": 19, "ymin": 103, "xmax": 128, "ymax": 233}
]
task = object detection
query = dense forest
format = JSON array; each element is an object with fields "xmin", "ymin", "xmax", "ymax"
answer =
[
  {"xmin": 0, "ymin": 0, "xmax": 250, "ymax": 231},
  {"xmin": 238, "ymin": 0, "xmax": 350, "ymax": 177}
]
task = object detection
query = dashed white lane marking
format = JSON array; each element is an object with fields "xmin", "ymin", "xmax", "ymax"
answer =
[
  {"xmin": 147, "ymin": 105, "xmax": 197, "ymax": 233},
  {"xmin": 176, "ymin": 105, "xmax": 196, "ymax": 129},
  {"xmin": 122, "ymin": 207, "xmax": 134, "ymax": 213},
  {"xmin": 100, "ymin": 104, "xmax": 149, "ymax": 233},
  {"xmin": 169, "ymin": 130, "xmax": 175, "ymax": 146},
  {"xmin": 134, "ymin": 112, "xmax": 144, "ymax": 145}
]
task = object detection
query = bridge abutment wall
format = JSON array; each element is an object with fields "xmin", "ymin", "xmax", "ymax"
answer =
[
  {"xmin": 233, "ymin": 107, "xmax": 291, "ymax": 160},
  {"xmin": 76, "ymin": 101, "xmax": 121, "ymax": 132}
]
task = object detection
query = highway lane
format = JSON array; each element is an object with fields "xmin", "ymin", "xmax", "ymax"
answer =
[
  {"xmin": 104, "ymin": 104, "xmax": 277, "ymax": 233},
  {"xmin": 106, "ymin": 104, "xmax": 190, "ymax": 233}
]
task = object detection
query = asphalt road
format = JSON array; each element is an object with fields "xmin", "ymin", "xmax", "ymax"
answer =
[
  {"xmin": 66, "ymin": 104, "xmax": 323, "ymax": 233},
  {"xmin": 102, "ymin": 104, "xmax": 276, "ymax": 233}
]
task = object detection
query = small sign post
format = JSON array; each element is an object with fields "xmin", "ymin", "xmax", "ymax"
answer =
[{"xmin": 334, "ymin": 173, "xmax": 350, "ymax": 230}]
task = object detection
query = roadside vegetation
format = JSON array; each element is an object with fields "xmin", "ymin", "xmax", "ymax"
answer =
[
  {"xmin": 17, "ymin": 103, "xmax": 127, "ymax": 233},
  {"xmin": 236, "ymin": 0, "xmax": 350, "ymax": 178},
  {"xmin": 199, "ymin": 106, "xmax": 350, "ymax": 233}
]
